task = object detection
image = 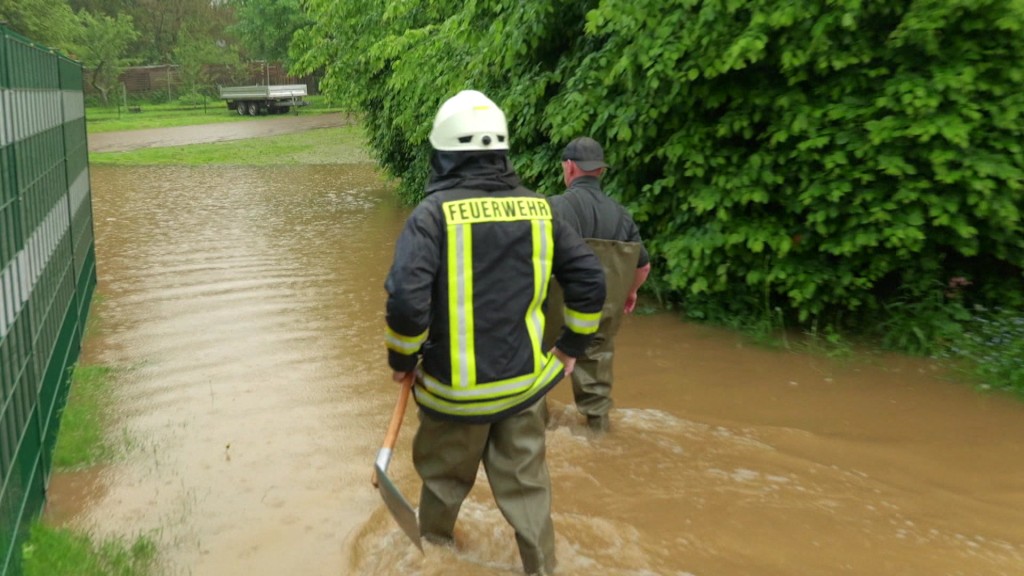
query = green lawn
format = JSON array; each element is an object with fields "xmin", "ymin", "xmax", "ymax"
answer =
[
  {"xmin": 23, "ymin": 524, "xmax": 156, "ymax": 576},
  {"xmin": 51, "ymin": 365, "xmax": 114, "ymax": 469}
]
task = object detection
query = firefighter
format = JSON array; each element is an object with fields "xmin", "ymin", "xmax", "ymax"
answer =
[{"xmin": 384, "ymin": 90, "xmax": 606, "ymax": 575}]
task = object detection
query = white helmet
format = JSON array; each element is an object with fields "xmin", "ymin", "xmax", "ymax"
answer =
[{"xmin": 429, "ymin": 90, "xmax": 509, "ymax": 152}]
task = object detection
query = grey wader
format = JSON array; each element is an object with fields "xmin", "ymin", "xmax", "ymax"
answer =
[
  {"xmin": 413, "ymin": 400, "xmax": 556, "ymax": 574},
  {"xmin": 544, "ymin": 239, "xmax": 642, "ymax": 422}
]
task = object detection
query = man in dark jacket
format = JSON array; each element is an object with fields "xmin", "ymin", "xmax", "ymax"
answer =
[
  {"xmin": 547, "ymin": 136, "xmax": 651, "ymax": 433},
  {"xmin": 384, "ymin": 90, "xmax": 606, "ymax": 575}
]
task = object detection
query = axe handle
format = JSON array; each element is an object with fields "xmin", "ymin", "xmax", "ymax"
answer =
[{"xmin": 371, "ymin": 373, "xmax": 414, "ymax": 487}]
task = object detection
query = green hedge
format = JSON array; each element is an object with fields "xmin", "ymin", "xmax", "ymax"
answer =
[{"xmin": 294, "ymin": 0, "xmax": 1024, "ymax": 335}]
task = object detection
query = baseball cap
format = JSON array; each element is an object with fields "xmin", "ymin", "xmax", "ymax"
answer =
[{"xmin": 561, "ymin": 136, "xmax": 607, "ymax": 171}]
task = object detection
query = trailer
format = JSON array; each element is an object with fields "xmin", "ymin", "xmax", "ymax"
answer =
[{"xmin": 218, "ymin": 84, "xmax": 309, "ymax": 116}]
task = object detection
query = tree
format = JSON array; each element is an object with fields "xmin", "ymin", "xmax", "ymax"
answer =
[
  {"xmin": 127, "ymin": 0, "xmax": 235, "ymax": 64},
  {"xmin": 66, "ymin": 0, "xmax": 132, "ymax": 16},
  {"xmin": 173, "ymin": 24, "xmax": 240, "ymax": 99},
  {"xmin": 291, "ymin": 0, "xmax": 463, "ymax": 177},
  {"xmin": 0, "ymin": 0, "xmax": 79, "ymax": 49},
  {"xmin": 229, "ymin": 0, "xmax": 309, "ymax": 64},
  {"xmin": 70, "ymin": 10, "xmax": 139, "ymax": 104}
]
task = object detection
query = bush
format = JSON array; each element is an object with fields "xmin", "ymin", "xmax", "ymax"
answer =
[
  {"xmin": 296, "ymin": 0, "xmax": 1024, "ymax": 347},
  {"xmin": 541, "ymin": 0, "xmax": 1024, "ymax": 331},
  {"xmin": 876, "ymin": 281, "xmax": 971, "ymax": 356}
]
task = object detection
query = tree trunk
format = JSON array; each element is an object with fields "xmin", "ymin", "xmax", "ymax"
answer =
[{"xmin": 91, "ymin": 63, "xmax": 109, "ymax": 105}]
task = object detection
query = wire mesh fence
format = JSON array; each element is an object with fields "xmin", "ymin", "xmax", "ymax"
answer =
[{"xmin": 0, "ymin": 24, "xmax": 97, "ymax": 576}]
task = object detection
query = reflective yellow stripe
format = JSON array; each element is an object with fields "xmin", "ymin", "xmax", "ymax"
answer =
[
  {"xmin": 564, "ymin": 307, "xmax": 601, "ymax": 335},
  {"xmin": 447, "ymin": 223, "xmax": 475, "ymax": 388},
  {"xmin": 422, "ymin": 369, "xmax": 534, "ymax": 401},
  {"xmin": 386, "ymin": 325, "xmax": 428, "ymax": 355},
  {"xmin": 414, "ymin": 356, "xmax": 564, "ymax": 417},
  {"xmin": 464, "ymin": 226, "xmax": 476, "ymax": 385},
  {"xmin": 525, "ymin": 219, "xmax": 552, "ymax": 373},
  {"xmin": 442, "ymin": 197, "xmax": 552, "ymax": 225}
]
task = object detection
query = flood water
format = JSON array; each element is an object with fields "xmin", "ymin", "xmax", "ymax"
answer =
[{"xmin": 46, "ymin": 162, "xmax": 1024, "ymax": 576}]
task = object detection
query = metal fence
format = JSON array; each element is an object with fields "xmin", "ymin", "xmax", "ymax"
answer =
[{"xmin": 0, "ymin": 25, "xmax": 97, "ymax": 576}]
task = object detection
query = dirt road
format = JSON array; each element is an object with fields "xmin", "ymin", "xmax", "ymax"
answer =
[{"xmin": 87, "ymin": 112, "xmax": 353, "ymax": 153}]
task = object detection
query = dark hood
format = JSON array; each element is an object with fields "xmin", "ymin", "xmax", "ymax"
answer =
[{"xmin": 425, "ymin": 150, "xmax": 522, "ymax": 195}]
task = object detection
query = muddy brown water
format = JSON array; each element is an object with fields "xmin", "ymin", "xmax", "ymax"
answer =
[{"xmin": 45, "ymin": 159, "xmax": 1024, "ymax": 576}]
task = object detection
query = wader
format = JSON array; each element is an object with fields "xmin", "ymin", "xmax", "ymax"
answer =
[
  {"xmin": 544, "ymin": 239, "xmax": 642, "ymax": 419},
  {"xmin": 413, "ymin": 400, "xmax": 555, "ymax": 575}
]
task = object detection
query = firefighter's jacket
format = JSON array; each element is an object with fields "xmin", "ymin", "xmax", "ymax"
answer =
[{"xmin": 385, "ymin": 185, "xmax": 606, "ymax": 424}]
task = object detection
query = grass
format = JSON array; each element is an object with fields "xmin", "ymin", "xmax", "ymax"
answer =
[
  {"xmin": 51, "ymin": 364, "xmax": 115, "ymax": 469},
  {"xmin": 22, "ymin": 524, "xmax": 156, "ymax": 576},
  {"xmin": 86, "ymin": 100, "xmax": 254, "ymax": 133},
  {"xmin": 86, "ymin": 95, "xmax": 347, "ymax": 133},
  {"xmin": 89, "ymin": 123, "xmax": 372, "ymax": 166}
]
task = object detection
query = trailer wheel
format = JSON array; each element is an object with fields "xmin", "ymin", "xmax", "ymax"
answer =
[
  {"xmin": 236, "ymin": 102, "xmax": 246, "ymax": 116},
  {"xmin": 247, "ymin": 102, "xmax": 259, "ymax": 116}
]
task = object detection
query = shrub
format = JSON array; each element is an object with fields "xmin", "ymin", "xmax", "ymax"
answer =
[{"xmin": 295, "ymin": 0, "xmax": 1024, "ymax": 345}]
